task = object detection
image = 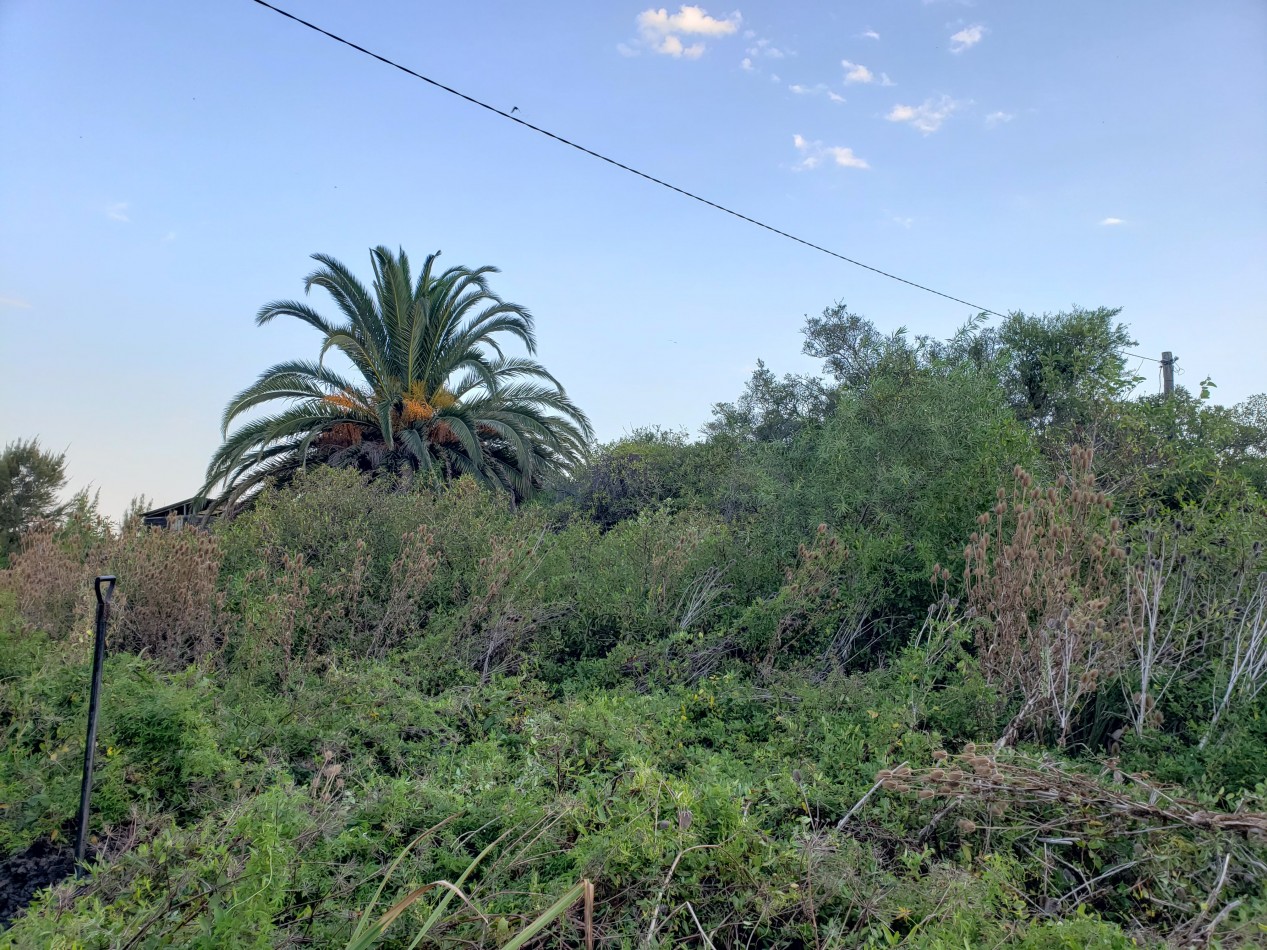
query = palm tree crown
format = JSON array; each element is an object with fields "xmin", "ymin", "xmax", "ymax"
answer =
[{"xmin": 204, "ymin": 246, "xmax": 592, "ymax": 508}]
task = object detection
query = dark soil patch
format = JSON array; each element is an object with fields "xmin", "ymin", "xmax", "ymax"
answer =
[{"xmin": 0, "ymin": 838, "xmax": 80, "ymax": 928}]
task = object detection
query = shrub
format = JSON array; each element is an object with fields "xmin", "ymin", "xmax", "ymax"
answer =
[
  {"xmin": 106, "ymin": 523, "xmax": 222, "ymax": 667},
  {"xmin": 965, "ymin": 446, "xmax": 1128, "ymax": 747},
  {"xmin": 6, "ymin": 499, "xmax": 222, "ymax": 670}
]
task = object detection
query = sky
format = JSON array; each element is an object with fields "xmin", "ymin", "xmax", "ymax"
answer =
[{"xmin": 1, "ymin": 0, "xmax": 1264, "ymax": 518}]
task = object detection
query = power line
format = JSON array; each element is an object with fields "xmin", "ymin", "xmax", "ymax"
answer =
[{"xmin": 247, "ymin": 0, "xmax": 1006, "ymax": 317}]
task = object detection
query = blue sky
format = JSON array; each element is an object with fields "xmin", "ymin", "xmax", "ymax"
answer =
[{"xmin": 2, "ymin": 0, "xmax": 1264, "ymax": 516}]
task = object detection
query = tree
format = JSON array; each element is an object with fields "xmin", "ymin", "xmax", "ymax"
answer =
[
  {"xmin": 992, "ymin": 306, "xmax": 1138, "ymax": 430},
  {"xmin": 802, "ymin": 302, "xmax": 997, "ymax": 392},
  {"xmin": 704, "ymin": 360, "xmax": 831, "ymax": 444},
  {"xmin": 204, "ymin": 246, "xmax": 592, "ymax": 509},
  {"xmin": 0, "ymin": 438, "xmax": 68, "ymax": 563}
]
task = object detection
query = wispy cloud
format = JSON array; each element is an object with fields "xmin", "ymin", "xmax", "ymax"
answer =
[
  {"xmin": 861, "ymin": 29, "xmax": 880, "ymax": 40},
  {"xmin": 0, "ymin": 295, "xmax": 32, "ymax": 309},
  {"xmin": 841, "ymin": 59, "xmax": 893, "ymax": 85},
  {"xmin": 886, "ymin": 96, "xmax": 963, "ymax": 134},
  {"xmin": 841, "ymin": 59, "xmax": 874, "ymax": 84},
  {"xmin": 787, "ymin": 83, "xmax": 845, "ymax": 103},
  {"xmin": 1100, "ymin": 217, "xmax": 1125, "ymax": 226},
  {"xmin": 949, "ymin": 24, "xmax": 986, "ymax": 53},
  {"xmin": 106, "ymin": 201, "xmax": 130, "ymax": 222},
  {"xmin": 985, "ymin": 110, "xmax": 1014, "ymax": 127},
  {"xmin": 626, "ymin": 5, "xmax": 742, "ymax": 58},
  {"xmin": 746, "ymin": 36, "xmax": 788, "ymax": 59},
  {"xmin": 161, "ymin": 231, "xmax": 177, "ymax": 242},
  {"xmin": 890, "ymin": 215, "xmax": 913, "ymax": 228},
  {"xmin": 792, "ymin": 133, "xmax": 869, "ymax": 170},
  {"xmin": 739, "ymin": 34, "xmax": 791, "ymax": 70}
]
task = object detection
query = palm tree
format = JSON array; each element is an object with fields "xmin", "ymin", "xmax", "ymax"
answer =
[{"xmin": 203, "ymin": 246, "xmax": 592, "ymax": 509}]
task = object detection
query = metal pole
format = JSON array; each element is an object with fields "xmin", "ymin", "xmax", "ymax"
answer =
[
  {"xmin": 1162, "ymin": 351, "xmax": 1175, "ymax": 397},
  {"xmin": 75, "ymin": 575, "xmax": 115, "ymax": 875}
]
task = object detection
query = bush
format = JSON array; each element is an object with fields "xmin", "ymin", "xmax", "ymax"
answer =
[{"xmin": 965, "ymin": 445, "xmax": 1127, "ymax": 747}]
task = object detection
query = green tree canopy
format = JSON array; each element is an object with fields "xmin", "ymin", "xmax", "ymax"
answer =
[
  {"xmin": 204, "ymin": 246, "xmax": 593, "ymax": 509},
  {"xmin": 0, "ymin": 438, "xmax": 68, "ymax": 563},
  {"xmin": 991, "ymin": 306, "xmax": 1139, "ymax": 429}
]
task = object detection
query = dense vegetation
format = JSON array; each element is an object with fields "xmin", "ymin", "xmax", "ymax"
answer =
[{"xmin": 2, "ymin": 302, "xmax": 1266, "ymax": 947}]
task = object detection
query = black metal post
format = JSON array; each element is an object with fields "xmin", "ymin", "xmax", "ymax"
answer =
[{"xmin": 74, "ymin": 575, "xmax": 115, "ymax": 875}]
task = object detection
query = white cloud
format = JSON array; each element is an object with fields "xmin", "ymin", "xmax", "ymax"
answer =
[
  {"xmin": 825, "ymin": 146, "xmax": 868, "ymax": 168},
  {"xmin": 743, "ymin": 36, "xmax": 791, "ymax": 63},
  {"xmin": 949, "ymin": 24, "xmax": 986, "ymax": 53},
  {"xmin": 793, "ymin": 133, "xmax": 869, "ymax": 170},
  {"xmin": 1100, "ymin": 217, "xmax": 1125, "ymax": 226},
  {"xmin": 787, "ymin": 83, "xmax": 844, "ymax": 103},
  {"xmin": 637, "ymin": 4, "xmax": 741, "ymax": 36},
  {"xmin": 739, "ymin": 35, "xmax": 793, "ymax": 73},
  {"xmin": 631, "ymin": 5, "xmax": 741, "ymax": 57},
  {"xmin": 162, "ymin": 231, "xmax": 177, "ymax": 242},
  {"xmin": 0, "ymin": 295, "xmax": 32, "ymax": 309},
  {"xmin": 841, "ymin": 59, "xmax": 874, "ymax": 84},
  {"xmin": 985, "ymin": 110, "xmax": 1013, "ymax": 127},
  {"xmin": 770, "ymin": 73, "xmax": 780, "ymax": 82},
  {"xmin": 655, "ymin": 34, "xmax": 705, "ymax": 57},
  {"xmin": 891, "ymin": 215, "xmax": 913, "ymax": 228},
  {"xmin": 841, "ymin": 60, "xmax": 893, "ymax": 86},
  {"xmin": 106, "ymin": 201, "xmax": 130, "ymax": 222},
  {"xmin": 886, "ymin": 95, "xmax": 963, "ymax": 133},
  {"xmin": 752, "ymin": 39, "xmax": 785, "ymax": 58},
  {"xmin": 861, "ymin": 29, "xmax": 880, "ymax": 40}
]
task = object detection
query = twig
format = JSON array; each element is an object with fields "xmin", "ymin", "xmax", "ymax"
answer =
[
  {"xmin": 1196, "ymin": 899, "xmax": 1243, "ymax": 946},
  {"xmin": 916, "ymin": 798, "xmax": 961, "ymax": 847},
  {"xmin": 837, "ymin": 762, "xmax": 908, "ymax": 830},
  {"xmin": 686, "ymin": 902, "xmax": 717, "ymax": 950},
  {"xmin": 645, "ymin": 844, "xmax": 719, "ymax": 947},
  {"xmin": 1055, "ymin": 861, "xmax": 1139, "ymax": 909}
]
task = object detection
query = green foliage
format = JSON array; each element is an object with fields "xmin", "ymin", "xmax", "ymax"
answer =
[
  {"xmin": 4, "ymin": 300, "xmax": 1267, "ymax": 946},
  {"xmin": 705, "ymin": 358, "xmax": 832, "ymax": 444},
  {"xmin": 1093, "ymin": 389, "xmax": 1267, "ymax": 516},
  {"xmin": 204, "ymin": 245, "xmax": 592, "ymax": 510},
  {"xmin": 561, "ymin": 427, "xmax": 710, "ymax": 528},
  {"xmin": 0, "ymin": 438, "xmax": 68, "ymax": 566},
  {"xmin": 992, "ymin": 306, "xmax": 1138, "ymax": 430},
  {"xmin": 0, "ymin": 624, "xmax": 232, "ymax": 854}
]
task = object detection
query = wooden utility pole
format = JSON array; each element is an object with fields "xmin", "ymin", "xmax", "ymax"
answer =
[{"xmin": 1161, "ymin": 351, "xmax": 1175, "ymax": 397}]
